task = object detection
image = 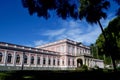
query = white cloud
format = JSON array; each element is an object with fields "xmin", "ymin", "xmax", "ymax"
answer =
[
  {"xmin": 33, "ymin": 40, "xmax": 48, "ymax": 46},
  {"xmin": 78, "ymin": 26, "xmax": 101, "ymax": 45},
  {"xmin": 24, "ymin": 44, "xmax": 33, "ymax": 47},
  {"xmin": 38, "ymin": 13, "xmax": 114, "ymax": 46},
  {"xmin": 42, "ymin": 28, "xmax": 66, "ymax": 37},
  {"xmin": 41, "ymin": 20, "xmax": 101, "ymax": 45}
]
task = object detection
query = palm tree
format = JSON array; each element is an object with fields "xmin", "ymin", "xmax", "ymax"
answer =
[{"xmin": 79, "ymin": 0, "xmax": 117, "ymax": 71}]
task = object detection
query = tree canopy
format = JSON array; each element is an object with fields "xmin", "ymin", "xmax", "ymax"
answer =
[
  {"xmin": 22, "ymin": 0, "xmax": 78, "ymax": 19},
  {"xmin": 79, "ymin": 0, "xmax": 110, "ymax": 24}
]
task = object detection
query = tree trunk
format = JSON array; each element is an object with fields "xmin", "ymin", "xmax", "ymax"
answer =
[
  {"xmin": 97, "ymin": 20, "xmax": 107, "ymax": 41},
  {"xmin": 97, "ymin": 20, "xmax": 117, "ymax": 71},
  {"xmin": 110, "ymin": 56, "xmax": 117, "ymax": 72}
]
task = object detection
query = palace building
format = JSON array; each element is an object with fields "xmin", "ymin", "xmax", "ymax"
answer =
[{"xmin": 0, "ymin": 39, "xmax": 104, "ymax": 70}]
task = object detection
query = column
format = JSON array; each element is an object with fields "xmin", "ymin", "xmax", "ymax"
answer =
[
  {"xmin": 46, "ymin": 55, "xmax": 48, "ymax": 67},
  {"xmin": 86, "ymin": 59, "xmax": 88, "ymax": 66},
  {"xmin": 13, "ymin": 51, "xmax": 16, "ymax": 66},
  {"xmin": 90, "ymin": 59, "xmax": 93, "ymax": 68},
  {"xmin": 60, "ymin": 58, "xmax": 62, "ymax": 67},
  {"xmin": 51, "ymin": 56, "xmax": 53, "ymax": 67},
  {"xmin": 64, "ymin": 56, "xmax": 67, "ymax": 67},
  {"xmin": 55, "ymin": 57, "xmax": 57, "ymax": 67},
  {"xmin": 28, "ymin": 53, "xmax": 31, "ymax": 67},
  {"xmin": 74, "ymin": 46, "xmax": 77, "ymax": 56},
  {"xmin": 70, "ymin": 58, "xmax": 72, "ymax": 67},
  {"xmin": 75, "ymin": 58, "xmax": 77, "ymax": 67},
  {"xmin": 90, "ymin": 59, "xmax": 92, "ymax": 67},
  {"xmin": 35, "ymin": 54, "xmax": 37, "ymax": 67},
  {"xmin": 65, "ymin": 43, "xmax": 68, "ymax": 54},
  {"xmin": 4, "ymin": 50, "xmax": 7, "ymax": 66},
  {"xmin": 41, "ymin": 55, "xmax": 43, "ymax": 67},
  {"xmin": 84, "ymin": 58, "xmax": 87, "ymax": 65}
]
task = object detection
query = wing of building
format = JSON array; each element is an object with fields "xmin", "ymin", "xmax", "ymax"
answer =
[{"xmin": 0, "ymin": 39, "xmax": 104, "ymax": 70}]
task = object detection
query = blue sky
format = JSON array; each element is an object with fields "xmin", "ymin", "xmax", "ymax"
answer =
[{"xmin": 0, "ymin": 0, "xmax": 119, "ymax": 47}]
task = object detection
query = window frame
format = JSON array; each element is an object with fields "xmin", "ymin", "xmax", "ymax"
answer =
[{"xmin": 16, "ymin": 54, "xmax": 20, "ymax": 64}]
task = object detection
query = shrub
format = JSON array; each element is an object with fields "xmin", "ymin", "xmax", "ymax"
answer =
[{"xmin": 75, "ymin": 65, "xmax": 88, "ymax": 71}]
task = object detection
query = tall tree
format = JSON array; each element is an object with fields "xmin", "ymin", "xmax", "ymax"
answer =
[{"xmin": 78, "ymin": 0, "xmax": 119, "ymax": 71}]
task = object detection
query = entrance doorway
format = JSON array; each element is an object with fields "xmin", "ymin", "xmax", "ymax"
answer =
[{"xmin": 77, "ymin": 59, "xmax": 83, "ymax": 67}]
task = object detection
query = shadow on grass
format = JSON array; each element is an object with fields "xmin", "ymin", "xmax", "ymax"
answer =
[{"xmin": 0, "ymin": 69, "xmax": 120, "ymax": 80}]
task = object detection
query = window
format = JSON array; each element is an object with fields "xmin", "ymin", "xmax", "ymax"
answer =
[
  {"xmin": 48, "ymin": 58, "xmax": 51, "ymax": 65},
  {"xmin": 37, "ymin": 57, "xmax": 40, "ymax": 64},
  {"xmin": 0, "ymin": 52, "xmax": 3, "ymax": 62},
  {"xmin": 7, "ymin": 53, "xmax": 12, "ymax": 63},
  {"xmin": 53, "ymin": 59, "xmax": 55, "ymax": 65},
  {"xmin": 77, "ymin": 48, "xmax": 79, "ymax": 54},
  {"xmin": 24, "ymin": 54, "xmax": 27, "ymax": 64},
  {"xmin": 61, "ymin": 45, "xmax": 64, "ymax": 52},
  {"xmin": 16, "ymin": 54, "xmax": 20, "ymax": 63},
  {"xmin": 57, "ymin": 46, "xmax": 60, "ymax": 52},
  {"xmin": 80, "ymin": 48, "xmax": 83, "ymax": 54},
  {"xmin": 57, "ymin": 59, "xmax": 60, "ymax": 66},
  {"xmin": 62, "ymin": 59, "xmax": 64, "ymax": 65},
  {"xmin": 68, "ymin": 45, "xmax": 71, "ymax": 53},
  {"xmin": 43, "ymin": 57, "xmax": 46, "ymax": 65},
  {"xmin": 85, "ymin": 49, "xmax": 87, "ymax": 53},
  {"xmin": 72, "ymin": 47, "xmax": 74, "ymax": 54},
  {"xmin": 68, "ymin": 58, "xmax": 70, "ymax": 66},
  {"xmin": 31, "ymin": 56, "xmax": 34, "ymax": 64},
  {"xmin": 73, "ymin": 59, "xmax": 74, "ymax": 66}
]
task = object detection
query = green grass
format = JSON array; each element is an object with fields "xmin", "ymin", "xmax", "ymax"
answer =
[
  {"xmin": 0, "ymin": 72, "xmax": 11, "ymax": 80},
  {"xmin": 0, "ymin": 69, "xmax": 119, "ymax": 80}
]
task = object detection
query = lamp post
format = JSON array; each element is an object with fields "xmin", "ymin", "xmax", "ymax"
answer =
[{"xmin": 21, "ymin": 52, "xmax": 25, "ymax": 70}]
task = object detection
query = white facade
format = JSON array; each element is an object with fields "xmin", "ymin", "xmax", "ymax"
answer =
[{"xmin": 0, "ymin": 39, "xmax": 104, "ymax": 70}]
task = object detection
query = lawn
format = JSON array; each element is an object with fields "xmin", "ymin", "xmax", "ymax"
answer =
[{"xmin": 0, "ymin": 69, "xmax": 119, "ymax": 80}]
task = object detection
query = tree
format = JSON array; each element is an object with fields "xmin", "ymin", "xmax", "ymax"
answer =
[
  {"xmin": 90, "ymin": 44, "xmax": 99, "ymax": 59},
  {"xmin": 96, "ymin": 16, "xmax": 120, "ymax": 69},
  {"xmin": 22, "ymin": 0, "xmax": 78, "ymax": 19},
  {"xmin": 78, "ymin": 0, "xmax": 118, "ymax": 71},
  {"xmin": 78, "ymin": 0, "xmax": 110, "ymax": 41}
]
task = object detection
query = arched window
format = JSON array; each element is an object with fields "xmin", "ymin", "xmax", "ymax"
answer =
[
  {"xmin": 24, "ymin": 54, "xmax": 27, "ymax": 64},
  {"xmin": 7, "ymin": 53, "xmax": 12, "ymax": 63},
  {"xmin": 43, "ymin": 57, "xmax": 46, "ymax": 65},
  {"xmin": 0, "ymin": 52, "xmax": 3, "ymax": 62},
  {"xmin": 48, "ymin": 58, "xmax": 51, "ymax": 65},
  {"xmin": 53, "ymin": 59, "xmax": 55, "ymax": 65},
  {"xmin": 31, "ymin": 56, "xmax": 34, "ymax": 64},
  {"xmin": 16, "ymin": 54, "xmax": 20, "ymax": 63},
  {"xmin": 37, "ymin": 57, "xmax": 40, "ymax": 65}
]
